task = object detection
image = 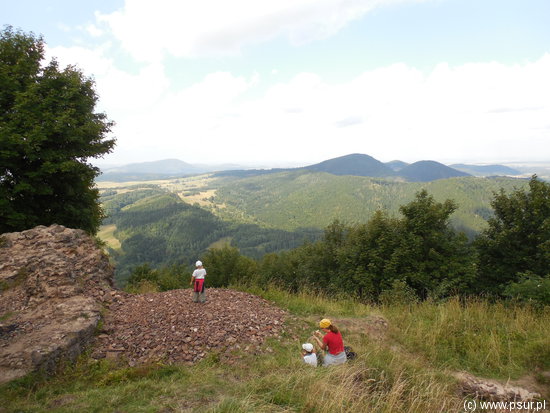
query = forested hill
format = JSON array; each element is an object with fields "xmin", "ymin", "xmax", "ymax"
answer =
[
  {"xmin": 100, "ymin": 187, "xmax": 321, "ymax": 284},
  {"xmin": 98, "ymin": 171, "xmax": 530, "ymax": 284},
  {"xmin": 304, "ymin": 153, "xmax": 396, "ymax": 177},
  {"xmin": 399, "ymin": 161, "xmax": 471, "ymax": 182},
  {"xmin": 214, "ymin": 153, "xmax": 469, "ymax": 181},
  {"xmin": 213, "ymin": 172, "xmax": 528, "ymax": 234},
  {"xmin": 450, "ymin": 164, "xmax": 522, "ymax": 176}
]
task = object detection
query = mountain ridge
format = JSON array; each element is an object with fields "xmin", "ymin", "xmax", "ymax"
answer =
[{"xmin": 98, "ymin": 154, "xmax": 542, "ymax": 183}]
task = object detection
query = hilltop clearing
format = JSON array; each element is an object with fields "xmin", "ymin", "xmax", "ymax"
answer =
[
  {"xmin": 0, "ymin": 226, "xmax": 286, "ymax": 383},
  {"xmin": 93, "ymin": 289, "xmax": 287, "ymax": 366},
  {"xmin": 2, "ymin": 225, "xmax": 547, "ymax": 412}
]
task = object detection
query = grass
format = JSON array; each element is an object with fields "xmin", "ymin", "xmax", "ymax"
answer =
[
  {"xmin": 97, "ymin": 224, "xmax": 121, "ymax": 250},
  {"xmin": 1, "ymin": 288, "xmax": 548, "ymax": 412},
  {"xmin": 382, "ymin": 297, "xmax": 550, "ymax": 379}
]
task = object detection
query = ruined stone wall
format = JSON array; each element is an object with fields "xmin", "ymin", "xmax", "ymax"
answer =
[{"xmin": 0, "ymin": 225, "xmax": 114, "ymax": 383}]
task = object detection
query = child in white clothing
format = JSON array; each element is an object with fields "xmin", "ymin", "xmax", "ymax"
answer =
[{"xmin": 301, "ymin": 343, "xmax": 318, "ymax": 367}]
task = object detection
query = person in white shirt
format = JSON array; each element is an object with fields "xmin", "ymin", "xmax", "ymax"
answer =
[
  {"xmin": 190, "ymin": 260, "xmax": 207, "ymax": 303},
  {"xmin": 301, "ymin": 343, "xmax": 318, "ymax": 367}
]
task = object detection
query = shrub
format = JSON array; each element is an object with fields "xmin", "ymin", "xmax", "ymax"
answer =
[
  {"xmin": 503, "ymin": 272, "xmax": 550, "ymax": 306},
  {"xmin": 379, "ymin": 279, "xmax": 419, "ymax": 306}
]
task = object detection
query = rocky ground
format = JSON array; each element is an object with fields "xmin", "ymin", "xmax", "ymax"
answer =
[
  {"xmin": 0, "ymin": 225, "xmax": 113, "ymax": 384},
  {"xmin": 0, "ymin": 225, "xmax": 287, "ymax": 384},
  {"xmin": 93, "ymin": 288, "xmax": 287, "ymax": 365}
]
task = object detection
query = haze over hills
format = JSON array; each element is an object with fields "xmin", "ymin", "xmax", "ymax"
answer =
[
  {"xmin": 385, "ymin": 160, "xmax": 409, "ymax": 171},
  {"xmin": 399, "ymin": 161, "xmax": 471, "ymax": 182},
  {"xmin": 450, "ymin": 164, "xmax": 521, "ymax": 176},
  {"xmin": 97, "ymin": 153, "xmax": 543, "ymax": 183},
  {"xmin": 217, "ymin": 154, "xmax": 471, "ymax": 182},
  {"xmin": 305, "ymin": 153, "xmax": 396, "ymax": 177},
  {"xmin": 97, "ymin": 159, "xmax": 244, "ymax": 181}
]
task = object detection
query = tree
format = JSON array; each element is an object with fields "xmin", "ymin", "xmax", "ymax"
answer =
[
  {"xmin": 337, "ymin": 191, "xmax": 476, "ymax": 300},
  {"xmin": 394, "ymin": 190, "xmax": 476, "ymax": 298},
  {"xmin": 0, "ymin": 27, "xmax": 115, "ymax": 234},
  {"xmin": 201, "ymin": 245, "xmax": 257, "ymax": 287},
  {"xmin": 475, "ymin": 176, "xmax": 550, "ymax": 295}
]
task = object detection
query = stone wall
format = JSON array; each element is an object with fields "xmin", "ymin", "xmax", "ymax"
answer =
[{"xmin": 0, "ymin": 225, "xmax": 114, "ymax": 384}]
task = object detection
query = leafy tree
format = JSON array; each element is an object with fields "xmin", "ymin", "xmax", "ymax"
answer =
[
  {"xmin": 394, "ymin": 189, "xmax": 476, "ymax": 298},
  {"xmin": 255, "ymin": 191, "xmax": 476, "ymax": 301},
  {"xmin": 338, "ymin": 211, "xmax": 402, "ymax": 298},
  {"xmin": 201, "ymin": 245, "xmax": 257, "ymax": 287},
  {"xmin": 0, "ymin": 27, "xmax": 114, "ymax": 234},
  {"xmin": 126, "ymin": 263, "xmax": 186, "ymax": 292},
  {"xmin": 476, "ymin": 176, "xmax": 550, "ymax": 295},
  {"xmin": 503, "ymin": 272, "xmax": 550, "ymax": 307}
]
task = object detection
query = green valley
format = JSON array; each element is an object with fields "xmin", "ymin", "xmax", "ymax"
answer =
[{"xmin": 97, "ymin": 170, "xmax": 530, "ymax": 286}]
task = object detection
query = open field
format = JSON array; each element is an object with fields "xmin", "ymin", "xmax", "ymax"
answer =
[{"xmin": 97, "ymin": 224, "xmax": 121, "ymax": 250}]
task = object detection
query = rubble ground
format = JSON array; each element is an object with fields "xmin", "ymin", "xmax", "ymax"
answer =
[{"xmin": 94, "ymin": 288, "xmax": 287, "ymax": 366}]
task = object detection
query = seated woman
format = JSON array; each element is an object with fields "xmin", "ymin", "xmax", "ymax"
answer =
[{"xmin": 313, "ymin": 318, "xmax": 347, "ymax": 366}]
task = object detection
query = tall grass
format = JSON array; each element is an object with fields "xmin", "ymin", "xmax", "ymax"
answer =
[
  {"xmin": 1, "ymin": 289, "xmax": 547, "ymax": 412},
  {"xmin": 236, "ymin": 284, "xmax": 375, "ymax": 317},
  {"xmin": 383, "ymin": 297, "xmax": 550, "ymax": 379}
]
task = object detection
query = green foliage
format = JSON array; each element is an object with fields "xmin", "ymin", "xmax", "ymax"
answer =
[
  {"xmin": 214, "ymin": 171, "xmax": 528, "ymax": 235},
  {"xmin": 475, "ymin": 176, "xmax": 550, "ymax": 295},
  {"xmin": 0, "ymin": 27, "xmax": 115, "ymax": 234},
  {"xmin": 101, "ymin": 189, "xmax": 320, "ymax": 285},
  {"xmin": 201, "ymin": 245, "xmax": 258, "ymax": 287},
  {"xmin": 125, "ymin": 263, "xmax": 186, "ymax": 292},
  {"xmin": 503, "ymin": 272, "xmax": 550, "ymax": 306},
  {"xmin": 379, "ymin": 279, "xmax": 419, "ymax": 306},
  {"xmin": 256, "ymin": 191, "xmax": 476, "ymax": 301}
]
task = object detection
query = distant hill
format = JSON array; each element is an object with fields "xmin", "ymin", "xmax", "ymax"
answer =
[
  {"xmin": 386, "ymin": 160, "xmax": 409, "ymax": 171},
  {"xmin": 304, "ymin": 153, "xmax": 396, "ymax": 177},
  {"xmin": 214, "ymin": 153, "xmax": 397, "ymax": 179},
  {"xmin": 98, "ymin": 159, "xmax": 245, "ymax": 181},
  {"xmin": 98, "ymin": 155, "xmax": 521, "ymax": 184},
  {"xmin": 107, "ymin": 159, "xmax": 199, "ymax": 174},
  {"xmin": 399, "ymin": 161, "xmax": 471, "ymax": 182},
  {"xmin": 450, "ymin": 164, "xmax": 521, "ymax": 176}
]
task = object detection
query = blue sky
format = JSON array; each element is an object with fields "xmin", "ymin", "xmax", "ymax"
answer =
[{"xmin": 2, "ymin": 0, "xmax": 550, "ymax": 166}]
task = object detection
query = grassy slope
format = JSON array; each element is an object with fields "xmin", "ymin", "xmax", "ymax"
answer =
[
  {"xmin": 97, "ymin": 224, "xmax": 121, "ymax": 250},
  {"xmin": 213, "ymin": 172, "xmax": 529, "ymax": 233},
  {"xmin": 2, "ymin": 290, "xmax": 548, "ymax": 413}
]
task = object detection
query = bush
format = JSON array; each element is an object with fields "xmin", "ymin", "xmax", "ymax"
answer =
[
  {"xmin": 379, "ymin": 279, "xmax": 419, "ymax": 306},
  {"xmin": 503, "ymin": 272, "xmax": 550, "ymax": 306},
  {"xmin": 125, "ymin": 263, "xmax": 186, "ymax": 292}
]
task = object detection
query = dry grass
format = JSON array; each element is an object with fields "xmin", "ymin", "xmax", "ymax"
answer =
[
  {"xmin": 2, "ymin": 289, "xmax": 548, "ymax": 412},
  {"xmin": 97, "ymin": 224, "xmax": 121, "ymax": 250}
]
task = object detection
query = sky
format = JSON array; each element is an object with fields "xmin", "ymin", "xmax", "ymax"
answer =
[{"xmin": 2, "ymin": 0, "xmax": 550, "ymax": 167}]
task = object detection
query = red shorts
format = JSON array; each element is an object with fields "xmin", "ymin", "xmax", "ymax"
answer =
[{"xmin": 194, "ymin": 279, "xmax": 205, "ymax": 292}]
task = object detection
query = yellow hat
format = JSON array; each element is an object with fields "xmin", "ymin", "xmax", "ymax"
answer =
[{"xmin": 319, "ymin": 319, "xmax": 331, "ymax": 329}]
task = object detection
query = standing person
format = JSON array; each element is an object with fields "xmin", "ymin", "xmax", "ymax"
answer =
[
  {"xmin": 190, "ymin": 260, "xmax": 207, "ymax": 303},
  {"xmin": 313, "ymin": 318, "xmax": 346, "ymax": 366}
]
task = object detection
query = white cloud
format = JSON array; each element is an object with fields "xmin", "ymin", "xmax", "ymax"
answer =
[
  {"xmin": 139, "ymin": 55, "xmax": 549, "ymax": 165},
  {"xmin": 46, "ymin": 44, "xmax": 170, "ymax": 113},
  {"xmin": 97, "ymin": 0, "xmax": 429, "ymax": 61},
  {"xmin": 85, "ymin": 24, "xmax": 104, "ymax": 38},
  {"xmin": 44, "ymin": 39, "xmax": 550, "ymax": 165}
]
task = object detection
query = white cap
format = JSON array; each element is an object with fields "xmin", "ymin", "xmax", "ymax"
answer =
[
  {"xmin": 302, "ymin": 343, "xmax": 314, "ymax": 352},
  {"xmin": 195, "ymin": 260, "xmax": 203, "ymax": 267}
]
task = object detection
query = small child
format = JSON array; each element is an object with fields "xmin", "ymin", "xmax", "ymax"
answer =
[{"xmin": 301, "ymin": 343, "xmax": 318, "ymax": 367}]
